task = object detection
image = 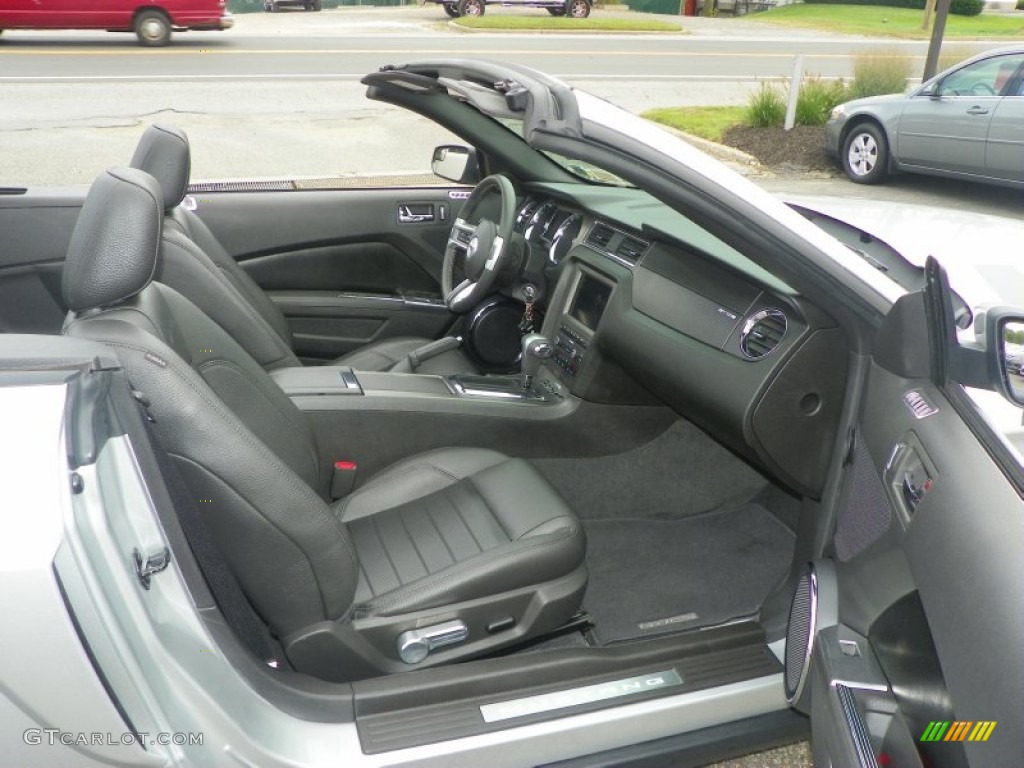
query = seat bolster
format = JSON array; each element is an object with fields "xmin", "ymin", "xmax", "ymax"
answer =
[
  {"xmin": 176, "ymin": 209, "xmax": 298, "ymax": 350},
  {"xmin": 468, "ymin": 458, "xmax": 581, "ymax": 541},
  {"xmin": 354, "ymin": 529, "xmax": 585, "ymax": 618},
  {"xmin": 344, "ymin": 453, "xmax": 586, "ymax": 619},
  {"xmin": 337, "ymin": 447, "xmax": 510, "ymax": 523},
  {"xmin": 64, "ymin": 301, "xmax": 360, "ymax": 635},
  {"xmin": 158, "ymin": 226, "xmax": 300, "ymax": 371}
]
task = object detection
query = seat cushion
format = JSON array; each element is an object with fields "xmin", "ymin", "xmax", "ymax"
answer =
[
  {"xmin": 336, "ymin": 448, "xmax": 586, "ymax": 618},
  {"xmin": 331, "ymin": 337, "xmax": 479, "ymax": 375}
]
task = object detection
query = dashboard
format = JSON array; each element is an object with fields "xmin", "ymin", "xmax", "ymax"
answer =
[{"xmin": 508, "ymin": 182, "xmax": 849, "ymax": 500}]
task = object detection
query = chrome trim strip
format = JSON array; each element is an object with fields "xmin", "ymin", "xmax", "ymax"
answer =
[
  {"xmin": 340, "ymin": 370, "xmax": 361, "ymax": 392},
  {"xmin": 739, "ymin": 308, "xmax": 788, "ymax": 360},
  {"xmin": 832, "ymin": 679, "xmax": 889, "ymax": 694},
  {"xmin": 835, "ymin": 683, "xmax": 880, "ymax": 768},
  {"xmin": 787, "ymin": 566, "xmax": 818, "ymax": 705},
  {"xmin": 480, "ymin": 670, "xmax": 684, "ymax": 723},
  {"xmin": 378, "ymin": 674, "xmax": 786, "ymax": 766}
]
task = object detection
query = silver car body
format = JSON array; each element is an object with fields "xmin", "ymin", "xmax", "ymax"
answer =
[{"xmin": 5, "ymin": 64, "xmax": 1024, "ymax": 767}]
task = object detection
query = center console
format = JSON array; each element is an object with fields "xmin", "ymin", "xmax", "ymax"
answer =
[
  {"xmin": 267, "ymin": 252, "xmax": 667, "ymax": 482},
  {"xmin": 269, "ymin": 366, "xmax": 568, "ymax": 415},
  {"xmin": 549, "ymin": 267, "xmax": 615, "ymax": 387}
]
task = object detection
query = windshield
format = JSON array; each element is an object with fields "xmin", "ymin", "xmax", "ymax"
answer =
[{"xmin": 494, "ymin": 117, "xmax": 632, "ymax": 187}]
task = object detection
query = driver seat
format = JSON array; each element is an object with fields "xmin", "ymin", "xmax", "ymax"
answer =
[{"xmin": 129, "ymin": 123, "xmax": 478, "ymax": 375}]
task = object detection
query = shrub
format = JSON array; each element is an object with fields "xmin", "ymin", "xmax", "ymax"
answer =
[
  {"xmin": 746, "ymin": 83, "xmax": 787, "ymax": 128},
  {"xmin": 950, "ymin": 0, "xmax": 984, "ymax": 14},
  {"xmin": 796, "ymin": 77, "xmax": 848, "ymax": 125},
  {"xmin": 849, "ymin": 47, "xmax": 912, "ymax": 98},
  {"xmin": 803, "ymin": 0, "xmax": 983, "ymax": 17}
]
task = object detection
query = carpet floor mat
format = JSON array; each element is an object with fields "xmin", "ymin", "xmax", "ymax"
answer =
[{"xmin": 582, "ymin": 503, "xmax": 795, "ymax": 645}]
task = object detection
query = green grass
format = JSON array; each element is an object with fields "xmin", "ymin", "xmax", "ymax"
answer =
[
  {"xmin": 755, "ymin": 4, "xmax": 1024, "ymax": 38},
  {"xmin": 452, "ymin": 15, "xmax": 683, "ymax": 31},
  {"xmin": 641, "ymin": 106, "xmax": 746, "ymax": 141}
]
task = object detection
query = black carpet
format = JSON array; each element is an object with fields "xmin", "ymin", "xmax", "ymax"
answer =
[
  {"xmin": 532, "ymin": 419, "xmax": 770, "ymax": 521},
  {"xmin": 582, "ymin": 503, "xmax": 795, "ymax": 645}
]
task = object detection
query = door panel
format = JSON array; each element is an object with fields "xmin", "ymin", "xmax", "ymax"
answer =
[
  {"xmin": 0, "ymin": 186, "xmax": 467, "ymax": 359},
  {"xmin": 0, "ymin": 192, "xmax": 86, "ymax": 335},
  {"xmin": 190, "ymin": 186, "xmax": 467, "ymax": 361},
  {"xmin": 268, "ymin": 291, "xmax": 454, "ymax": 361},
  {"xmin": 804, "ymin": 362, "xmax": 1024, "ymax": 767},
  {"xmin": 897, "ymin": 96, "xmax": 996, "ymax": 175},
  {"xmin": 242, "ymin": 241, "xmax": 439, "ymax": 296}
]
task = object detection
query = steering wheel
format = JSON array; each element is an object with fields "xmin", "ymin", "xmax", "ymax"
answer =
[
  {"xmin": 442, "ymin": 174, "xmax": 517, "ymax": 313},
  {"xmin": 971, "ymin": 82, "xmax": 996, "ymax": 95}
]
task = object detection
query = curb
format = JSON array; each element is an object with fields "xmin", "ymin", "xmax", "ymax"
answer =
[
  {"xmin": 447, "ymin": 20, "xmax": 686, "ymax": 32},
  {"xmin": 653, "ymin": 123, "xmax": 765, "ymax": 174}
]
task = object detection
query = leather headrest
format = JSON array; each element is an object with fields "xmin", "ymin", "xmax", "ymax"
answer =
[
  {"xmin": 129, "ymin": 124, "xmax": 191, "ymax": 213},
  {"xmin": 62, "ymin": 168, "xmax": 163, "ymax": 313}
]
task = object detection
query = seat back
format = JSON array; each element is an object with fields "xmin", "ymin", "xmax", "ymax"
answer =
[
  {"xmin": 63, "ymin": 168, "xmax": 358, "ymax": 637},
  {"xmin": 130, "ymin": 124, "xmax": 301, "ymax": 370}
]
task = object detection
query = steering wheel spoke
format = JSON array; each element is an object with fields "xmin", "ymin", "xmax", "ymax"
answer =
[
  {"xmin": 446, "ymin": 279, "xmax": 477, "ymax": 307},
  {"xmin": 441, "ymin": 175, "xmax": 517, "ymax": 314},
  {"xmin": 448, "ymin": 218, "xmax": 476, "ymax": 250}
]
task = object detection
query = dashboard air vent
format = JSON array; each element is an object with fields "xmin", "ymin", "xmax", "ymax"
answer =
[
  {"xmin": 616, "ymin": 236, "xmax": 649, "ymax": 264},
  {"xmin": 585, "ymin": 223, "xmax": 615, "ymax": 250},
  {"xmin": 740, "ymin": 309, "xmax": 788, "ymax": 359}
]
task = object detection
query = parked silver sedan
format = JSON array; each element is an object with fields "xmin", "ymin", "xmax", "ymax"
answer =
[{"xmin": 826, "ymin": 46, "xmax": 1024, "ymax": 187}]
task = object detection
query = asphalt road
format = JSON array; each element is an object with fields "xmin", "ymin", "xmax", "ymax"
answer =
[
  {"xmin": 1, "ymin": 8, "xmax": 1020, "ymax": 209},
  {"xmin": 0, "ymin": 7, "xmax": 999, "ymax": 82}
]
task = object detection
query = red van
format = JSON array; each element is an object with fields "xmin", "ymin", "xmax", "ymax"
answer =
[{"xmin": 0, "ymin": 0, "xmax": 233, "ymax": 47}]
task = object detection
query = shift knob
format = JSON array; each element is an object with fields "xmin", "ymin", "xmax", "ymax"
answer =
[{"xmin": 521, "ymin": 333, "xmax": 553, "ymax": 389}]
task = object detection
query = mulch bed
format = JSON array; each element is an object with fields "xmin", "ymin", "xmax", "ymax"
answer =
[{"xmin": 720, "ymin": 125, "xmax": 834, "ymax": 172}]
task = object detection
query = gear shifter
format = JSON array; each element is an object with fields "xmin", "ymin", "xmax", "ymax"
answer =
[{"xmin": 521, "ymin": 333, "xmax": 553, "ymax": 390}]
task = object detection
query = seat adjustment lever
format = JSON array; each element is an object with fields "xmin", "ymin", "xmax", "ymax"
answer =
[{"xmin": 397, "ymin": 620, "xmax": 469, "ymax": 664}]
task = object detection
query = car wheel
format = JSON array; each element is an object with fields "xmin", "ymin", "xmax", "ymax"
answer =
[
  {"xmin": 457, "ymin": 0, "xmax": 485, "ymax": 16},
  {"xmin": 443, "ymin": 3, "xmax": 461, "ymax": 16},
  {"xmin": 547, "ymin": 6, "xmax": 567, "ymax": 14},
  {"xmin": 842, "ymin": 122, "xmax": 888, "ymax": 185},
  {"xmin": 565, "ymin": 0, "xmax": 591, "ymax": 16},
  {"xmin": 134, "ymin": 9, "xmax": 171, "ymax": 47}
]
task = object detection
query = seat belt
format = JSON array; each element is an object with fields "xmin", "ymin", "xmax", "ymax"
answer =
[{"xmin": 135, "ymin": 395, "xmax": 280, "ymax": 666}]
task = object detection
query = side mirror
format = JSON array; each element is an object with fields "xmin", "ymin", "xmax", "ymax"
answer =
[
  {"xmin": 984, "ymin": 307, "xmax": 1024, "ymax": 406},
  {"xmin": 921, "ymin": 81, "xmax": 940, "ymax": 98},
  {"xmin": 431, "ymin": 145, "xmax": 480, "ymax": 185}
]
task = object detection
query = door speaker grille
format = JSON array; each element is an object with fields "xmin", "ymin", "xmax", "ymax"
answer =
[{"xmin": 784, "ymin": 566, "xmax": 816, "ymax": 704}]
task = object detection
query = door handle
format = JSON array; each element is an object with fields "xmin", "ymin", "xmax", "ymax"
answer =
[
  {"xmin": 966, "ymin": 106, "xmax": 989, "ymax": 115},
  {"xmin": 398, "ymin": 204, "xmax": 435, "ymax": 224}
]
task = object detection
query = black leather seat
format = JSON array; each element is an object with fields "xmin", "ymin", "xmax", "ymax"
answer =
[
  {"xmin": 63, "ymin": 167, "xmax": 586, "ymax": 681},
  {"xmin": 129, "ymin": 123, "xmax": 477, "ymax": 375}
]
